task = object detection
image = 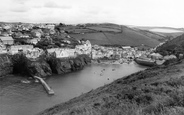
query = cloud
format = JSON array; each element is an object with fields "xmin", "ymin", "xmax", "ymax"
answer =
[
  {"xmin": 44, "ymin": 1, "xmax": 72, "ymax": 9},
  {"xmin": 33, "ymin": 5, "xmax": 43, "ymax": 9},
  {"xmin": 9, "ymin": 0, "xmax": 31, "ymax": 12},
  {"xmin": 0, "ymin": 0, "xmax": 183, "ymax": 28},
  {"xmin": 10, "ymin": 6, "xmax": 30, "ymax": 12},
  {"xmin": 11, "ymin": 0, "xmax": 29, "ymax": 4},
  {"xmin": 59, "ymin": 5, "xmax": 72, "ymax": 9},
  {"xmin": 86, "ymin": 9, "xmax": 101, "ymax": 15}
]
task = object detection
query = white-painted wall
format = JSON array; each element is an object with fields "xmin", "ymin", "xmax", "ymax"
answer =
[{"xmin": 9, "ymin": 45, "xmax": 34, "ymax": 55}]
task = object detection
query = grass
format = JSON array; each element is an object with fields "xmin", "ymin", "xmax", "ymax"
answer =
[
  {"xmin": 70, "ymin": 30, "xmax": 160, "ymax": 47},
  {"xmin": 68, "ymin": 24, "xmax": 163, "ymax": 47},
  {"xmin": 87, "ymin": 26, "xmax": 121, "ymax": 32},
  {"xmin": 38, "ymin": 60, "xmax": 184, "ymax": 115},
  {"xmin": 156, "ymin": 33, "xmax": 184, "ymax": 56},
  {"xmin": 69, "ymin": 32, "xmax": 111, "ymax": 45},
  {"xmin": 132, "ymin": 28, "xmax": 166, "ymax": 42},
  {"xmin": 66, "ymin": 28, "xmax": 96, "ymax": 33}
]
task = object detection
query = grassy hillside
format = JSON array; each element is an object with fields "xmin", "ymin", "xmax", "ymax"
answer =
[
  {"xmin": 70, "ymin": 32, "xmax": 110, "ymax": 45},
  {"xmin": 131, "ymin": 28, "xmax": 167, "ymax": 42},
  {"xmin": 38, "ymin": 60, "xmax": 184, "ymax": 115},
  {"xmin": 156, "ymin": 34, "xmax": 184, "ymax": 56},
  {"xmin": 69, "ymin": 25, "xmax": 161, "ymax": 47},
  {"xmin": 154, "ymin": 32, "xmax": 184, "ymax": 39}
]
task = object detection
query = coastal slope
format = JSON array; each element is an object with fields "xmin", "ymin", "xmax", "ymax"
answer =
[
  {"xmin": 38, "ymin": 60, "xmax": 184, "ymax": 115},
  {"xmin": 69, "ymin": 24, "xmax": 162, "ymax": 47},
  {"xmin": 156, "ymin": 34, "xmax": 184, "ymax": 56}
]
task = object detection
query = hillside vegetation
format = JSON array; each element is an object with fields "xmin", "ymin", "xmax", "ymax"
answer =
[
  {"xmin": 156, "ymin": 34, "xmax": 184, "ymax": 56},
  {"xmin": 38, "ymin": 60, "xmax": 184, "ymax": 115},
  {"xmin": 69, "ymin": 25, "xmax": 161, "ymax": 47}
]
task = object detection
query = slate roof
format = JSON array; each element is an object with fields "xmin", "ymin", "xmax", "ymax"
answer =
[{"xmin": 0, "ymin": 36, "xmax": 14, "ymax": 41}]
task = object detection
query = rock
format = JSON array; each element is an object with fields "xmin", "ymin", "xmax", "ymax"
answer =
[
  {"xmin": 21, "ymin": 79, "xmax": 31, "ymax": 84},
  {"xmin": 12, "ymin": 53, "xmax": 52, "ymax": 77},
  {"xmin": 73, "ymin": 57, "xmax": 85, "ymax": 69},
  {"xmin": 35, "ymin": 79, "xmax": 39, "ymax": 83},
  {"xmin": 163, "ymin": 55, "xmax": 177, "ymax": 60},
  {"xmin": 10, "ymin": 53, "xmax": 91, "ymax": 77},
  {"xmin": 0, "ymin": 54, "xmax": 13, "ymax": 77},
  {"xmin": 11, "ymin": 53, "xmax": 28, "ymax": 74},
  {"xmin": 47, "ymin": 57, "xmax": 72, "ymax": 74},
  {"xmin": 162, "ymin": 55, "xmax": 178, "ymax": 65},
  {"xmin": 47, "ymin": 54, "xmax": 91, "ymax": 74},
  {"xmin": 156, "ymin": 60, "xmax": 166, "ymax": 65},
  {"xmin": 27, "ymin": 59, "xmax": 52, "ymax": 77}
]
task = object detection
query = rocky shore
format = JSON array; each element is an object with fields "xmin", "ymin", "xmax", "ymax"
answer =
[
  {"xmin": 47, "ymin": 54, "xmax": 91, "ymax": 75},
  {"xmin": 0, "ymin": 53, "xmax": 91, "ymax": 78},
  {"xmin": 38, "ymin": 59, "xmax": 184, "ymax": 115}
]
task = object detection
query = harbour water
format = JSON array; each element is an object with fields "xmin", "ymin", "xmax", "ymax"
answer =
[{"xmin": 0, "ymin": 62, "xmax": 146, "ymax": 115}]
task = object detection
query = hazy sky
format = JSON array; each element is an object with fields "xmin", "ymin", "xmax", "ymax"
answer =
[{"xmin": 0, "ymin": 0, "xmax": 183, "ymax": 27}]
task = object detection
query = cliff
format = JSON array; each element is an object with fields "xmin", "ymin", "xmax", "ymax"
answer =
[
  {"xmin": 11, "ymin": 53, "xmax": 52, "ymax": 77},
  {"xmin": 11, "ymin": 53, "xmax": 91, "ymax": 77},
  {"xmin": 26, "ymin": 58, "xmax": 52, "ymax": 77},
  {"xmin": 38, "ymin": 60, "xmax": 184, "ymax": 115},
  {"xmin": 47, "ymin": 54, "xmax": 91, "ymax": 74},
  {"xmin": 0, "ymin": 54, "xmax": 13, "ymax": 77}
]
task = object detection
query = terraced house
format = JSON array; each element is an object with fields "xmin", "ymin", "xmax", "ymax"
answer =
[{"xmin": 0, "ymin": 36, "xmax": 14, "ymax": 45}]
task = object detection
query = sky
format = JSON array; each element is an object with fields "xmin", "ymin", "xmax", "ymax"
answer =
[{"xmin": 0, "ymin": 0, "xmax": 183, "ymax": 28}]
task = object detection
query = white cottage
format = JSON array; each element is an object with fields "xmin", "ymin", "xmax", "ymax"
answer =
[{"xmin": 0, "ymin": 36, "xmax": 14, "ymax": 45}]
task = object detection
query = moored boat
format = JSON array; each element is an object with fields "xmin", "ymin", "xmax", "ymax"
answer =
[{"xmin": 134, "ymin": 57, "xmax": 156, "ymax": 66}]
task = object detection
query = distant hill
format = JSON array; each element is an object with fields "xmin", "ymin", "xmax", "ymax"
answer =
[
  {"xmin": 127, "ymin": 27, "xmax": 167, "ymax": 42},
  {"xmin": 156, "ymin": 34, "xmax": 184, "ymax": 56},
  {"xmin": 131, "ymin": 26, "xmax": 184, "ymax": 39},
  {"xmin": 1, "ymin": 21, "xmax": 182, "ymax": 48},
  {"xmin": 69, "ymin": 24, "xmax": 162, "ymax": 47}
]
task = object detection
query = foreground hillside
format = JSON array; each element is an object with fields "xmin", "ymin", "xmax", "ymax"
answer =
[
  {"xmin": 38, "ymin": 60, "xmax": 184, "ymax": 115},
  {"xmin": 69, "ymin": 25, "xmax": 161, "ymax": 47}
]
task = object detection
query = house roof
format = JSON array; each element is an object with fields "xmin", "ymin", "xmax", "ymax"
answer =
[{"xmin": 0, "ymin": 36, "xmax": 14, "ymax": 41}]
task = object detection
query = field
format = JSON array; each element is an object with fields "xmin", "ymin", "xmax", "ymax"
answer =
[
  {"xmin": 69, "ymin": 25, "xmax": 161, "ymax": 47},
  {"xmin": 38, "ymin": 60, "xmax": 184, "ymax": 115},
  {"xmin": 70, "ymin": 32, "xmax": 110, "ymax": 45},
  {"xmin": 66, "ymin": 28, "xmax": 95, "ymax": 33},
  {"xmin": 64, "ymin": 23, "xmax": 183, "ymax": 47},
  {"xmin": 87, "ymin": 26, "xmax": 121, "ymax": 32},
  {"xmin": 131, "ymin": 28, "xmax": 167, "ymax": 42}
]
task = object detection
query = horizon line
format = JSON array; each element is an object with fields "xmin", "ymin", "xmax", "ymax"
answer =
[{"xmin": 0, "ymin": 21, "xmax": 183, "ymax": 29}]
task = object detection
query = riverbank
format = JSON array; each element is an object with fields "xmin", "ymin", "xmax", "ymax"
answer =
[{"xmin": 38, "ymin": 60, "xmax": 184, "ymax": 115}]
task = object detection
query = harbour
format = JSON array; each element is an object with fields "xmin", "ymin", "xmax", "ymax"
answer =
[{"xmin": 0, "ymin": 62, "xmax": 146, "ymax": 115}]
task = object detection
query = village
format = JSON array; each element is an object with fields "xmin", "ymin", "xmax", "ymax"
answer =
[
  {"xmin": 0, "ymin": 23, "xmax": 179, "ymax": 66},
  {"xmin": 1, "ymin": 1, "xmax": 184, "ymax": 115},
  {"xmin": 0, "ymin": 23, "xmax": 92, "ymax": 59}
]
